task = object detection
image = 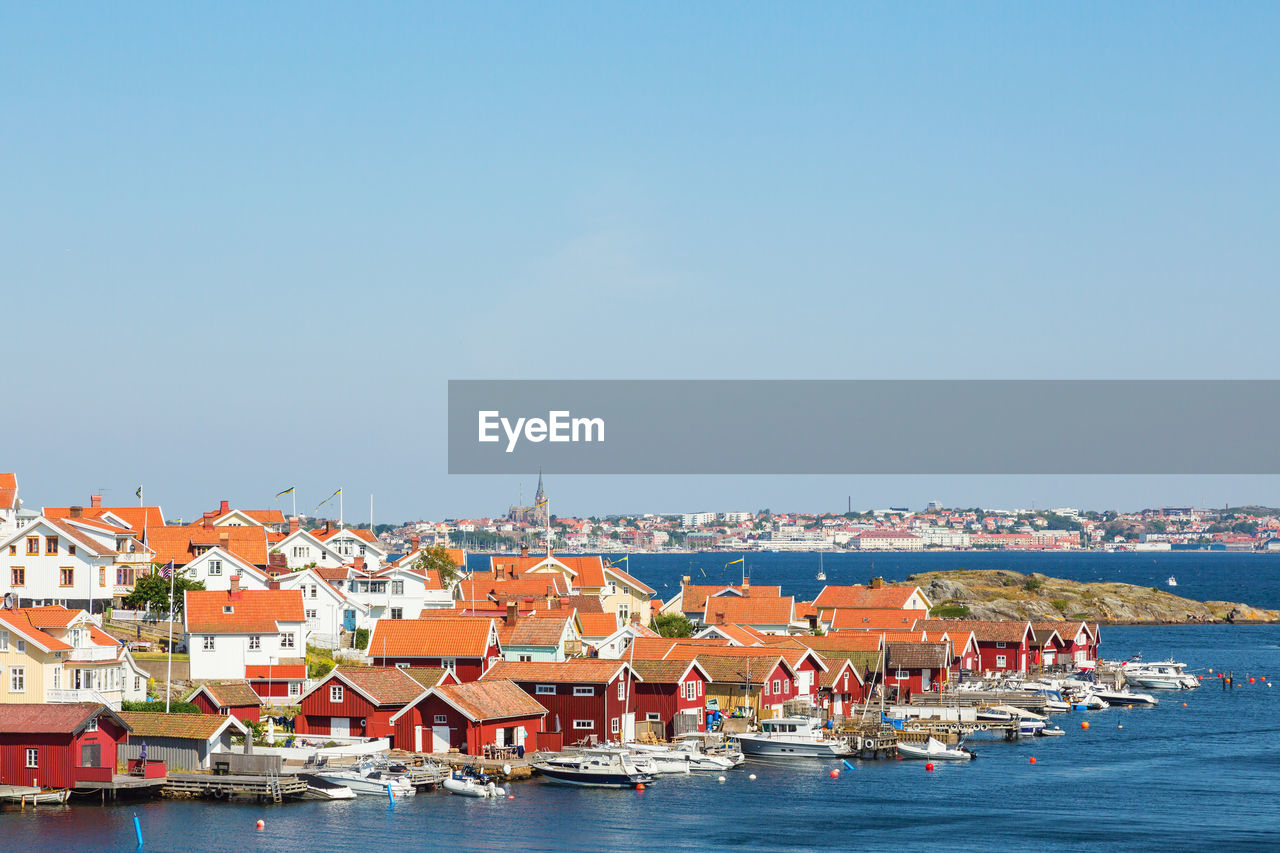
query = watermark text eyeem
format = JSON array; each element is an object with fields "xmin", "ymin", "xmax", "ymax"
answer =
[{"xmin": 478, "ymin": 410, "xmax": 605, "ymax": 453}]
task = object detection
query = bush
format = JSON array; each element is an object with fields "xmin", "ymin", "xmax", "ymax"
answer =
[
  {"xmin": 930, "ymin": 603, "xmax": 971, "ymax": 618},
  {"xmin": 1023, "ymin": 577, "xmax": 1044, "ymax": 592},
  {"xmin": 651, "ymin": 613, "xmax": 694, "ymax": 638},
  {"xmin": 122, "ymin": 700, "xmax": 201, "ymax": 714},
  {"xmin": 354, "ymin": 628, "xmax": 370, "ymax": 650},
  {"xmin": 1050, "ymin": 599, "xmax": 1069, "ymax": 613}
]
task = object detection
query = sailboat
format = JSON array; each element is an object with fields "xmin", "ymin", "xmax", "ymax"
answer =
[
  {"xmin": 816, "ymin": 552, "xmax": 826, "ymax": 581},
  {"xmin": 1166, "ymin": 576, "xmax": 1177, "ymax": 587}
]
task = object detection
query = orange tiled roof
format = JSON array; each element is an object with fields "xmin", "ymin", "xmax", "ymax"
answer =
[
  {"xmin": 0, "ymin": 473, "xmax": 16, "ymax": 511},
  {"xmin": 330, "ymin": 667, "xmax": 425, "ymax": 705},
  {"xmin": 703, "ymin": 595, "xmax": 794, "ymax": 626},
  {"xmin": 367, "ymin": 617, "xmax": 495, "ymax": 659},
  {"xmin": 792, "ymin": 632, "xmax": 884, "ymax": 652},
  {"xmin": 829, "ymin": 608, "xmax": 929, "ymax": 631},
  {"xmin": 44, "ymin": 505, "xmax": 165, "ymax": 537},
  {"xmin": 241, "ymin": 510, "xmax": 286, "ymax": 525},
  {"xmin": 43, "ymin": 518, "xmax": 117, "ymax": 558},
  {"xmin": 432, "ymin": 679, "xmax": 548, "ymax": 721},
  {"xmin": 482, "ymin": 659, "xmax": 632, "ymax": 684},
  {"xmin": 245, "ymin": 662, "xmax": 307, "ymax": 680},
  {"xmin": 148, "ymin": 525, "xmax": 268, "ymax": 566},
  {"xmin": 680, "ymin": 584, "xmax": 783, "ymax": 613},
  {"xmin": 185, "ymin": 589, "xmax": 305, "ymax": 633},
  {"xmin": 576, "ymin": 611, "xmax": 619, "ymax": 638},
  {"xmin": 0, "ymin": 609, "xmax": 72, "ymax": 651},
  {"xmin": 813, "ymin": 585, "xmax": 925, "ymax": 610},
  {"xmin": 498, "ymin": 615, "xmax": 573, "ymax": 648},
  {"xmin": 487, "ymin": 555, "xmax": 608, "ymax": 590},
  {"xmin": 916, "ymin": 619, "xmax": 1031, "ymax": 643},
  {"xmin": 628, "ymin": 637, "xmax": 732, "ymax": 660}
]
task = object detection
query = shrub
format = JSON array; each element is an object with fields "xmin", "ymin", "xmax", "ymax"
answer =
[
  {"xmin": 1023, "ymin": 577, "xmax": 1044, "ymax": 592},
  {"xmin": 930, "ymin": 603, "xmax": 972, "ymax": 618},
  {"xmin": 122, "ymin": 700, "xmax": 201, "ymax": 714},
  {"xmin": 354, "ymin": 628, "xmax": 370, "ymax": 650},
  {"xmin": 1050, "ymin": 599, "xmax": 1069, "ymax": 613}
]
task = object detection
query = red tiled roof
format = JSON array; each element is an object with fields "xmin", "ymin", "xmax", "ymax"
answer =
[
  {"xmin": 121, "ymin": 711, "xmax": 243, "ymax": 740},
  {"xmin": 367, "ymin": 617, "xmax": 495, "ymax": 658},
  {"xmin": 149, "ymin": 525, "xmax": 269, "ymax": 566},
  {"xmin": 576, "ymin": 611, "xmax": 619, "ymax": 638},
  {"xmin": 0, "ymin": 703, "xmax": 122, "ymax": 734},
  {"xmin": 482, "ymin": 659, "xmax": 632, "ymax": 684},
  {"xmin": 886, "ymin": 642, "xmax": 950, "ymax": 670},
  {"xmin": 245, "ymin": 662, "xmax": 307, "ymax": 680},
  {"xmin": 185, "ymin": 589, "xmax": 305, "ymax": 634},
  {"xmin": 329, "ymin": 667, "xmax": 424, "ymax": 705},
  {"xmin": 813, "ymin": 585, "xmax": 926, "ymax": 610},
  {"xmin": 680, "ymin": 584, "xmax": 783, "ymax": 613},
  {"xmin": 430, "ymin": 679, "xmax": 548, "ymax": 721},
  {"xmin": 498, "ymin": 615, "xmax": 573, "ymax": 648},
  {"xmin": 916, "ymin": 619, "xmax": 1032, "ymax": 643},
  {"xmin": 189, "ymin": 680, "xmax": 262, "ymax": 707},
  {"xmin": 44, "ymin": 505, "xmax": 165, "ymax": 538},
  {"xmin": 0, "ymin": 473, "xmax": 16, "ymax": 511}
]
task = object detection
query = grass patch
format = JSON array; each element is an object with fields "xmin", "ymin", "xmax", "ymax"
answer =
[
  {"xmin": 1050, "ymin": 599, "xmax": 1069, "ymax": 613},
  {"xmin": 134, "ymin": 652, "xmax": 189, "ymax": 662},
  {"xmin": 930, "ymin": 603, "xmax": 972, "ymax": 618}
]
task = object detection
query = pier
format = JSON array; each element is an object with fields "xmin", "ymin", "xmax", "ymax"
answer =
[{"xmin": 163, "ymin": 772, "xmax": 307, "ymax": 802}]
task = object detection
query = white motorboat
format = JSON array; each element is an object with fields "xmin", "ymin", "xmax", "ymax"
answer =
[
  {"xmin": 1122, "ymin": 660, "xmax": 1199, "ymax": 690},
  {"xmin": 314, "ymin": 759, "xmax": 416, "ymax": 797},
  {"xmin": 672, "ymin": 736, "xmax": 744, "ymax": 769},
  {"xmin": 443, "ymin": 772, "xmax": 506, "ymax": 798},
  {"xmin": 1167, "ymin": 576, "xmax": 1177, "ymax": 587},
  {"xmin": 534, "ymin": 748, "xmax": 655, "ymax": 788},
  {"xmin": 897, "ymin": 737, "xmax": 974, "ymax": 761},
  {"xmin": 1091, "ymin": 686, "xmax": 1159, "ymax": 706},
  {"xmin": 297, "ymin": 773, "xmax": 357, "ymax": 800},
  {"xmin": 1037, "ymin": 726, "xmax": 1067, "ymax": 737},
  {"xmin": 735, "ymin": 717, "xmax": 850, "ymax": 759},
  {"xmin": 627, "ymin": 749, "xmax": 691, "ymax": 775}
]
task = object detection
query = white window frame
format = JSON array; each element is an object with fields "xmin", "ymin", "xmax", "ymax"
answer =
[
  {"xmin": 202, "ymin": 636, "xmax": 215, "ymax": 651},
  {"xmin": 995, "ymin": 641, "xmax": 1007, "ymax": 648},
  {"xmin": 390, "ymin": 608, "xmax": 403, "ymax": 620},
  {"xmin": 280, "ymin": 632, "xmax": 295, "ymax": 649},
  {"xmin": 996, "ymin": 655, "xmax": 1007, "ymax": 668},
  {"xmin": 208, "ymin": 559, "xmax": 222, "ymax": 576},
  {"xmin": 25, "ymin": 748, "xmax": 37, "ymax": 768},
  {"xmin": 646, "ymin": 712, "xmax": 661, "ymax": 722},
  {"xmin": 572, "ymin": 720, "xmax": 593, "ymax": 730},
  {"xmin": 330, "ymin": 684, "xmax": 344, "ymax": 703},
  {"xmin": 0, "ymin": 630, "xmax": 8, "ymax": 651},
  {"xmin": 535, "ymin": 684, "xmax": 555, "ymax": 695},
  {"xmin": 617, "ymin": 680, "xmax": 625, "ymax": 700},
  {"xmin": 434, "ymin": 714, "xmax": 447, "ymax": 724},
  {"xmin": 610, "ymin": 717, "xmax": 620, "ymax": 735},
  {"xmin": 392, "ymin": 580, "xmax": 404, "ymax": 596},
  {"xmin": 573, "ymin": 686, "xmax": 594, "ymax": 697},
  {"xmin": 10, "ymin": 666, "xmax": 24, "ymax": 693},
  {"xmin": 86, "ymin": 716, "xmax": 98, "ymax": 732},
  {"xmin": 772, "ymin": 679, "xmax": 781, "ymax": 695},
  {"xmin": 249, "ymin": 635, "xmax": 261, "ymax": 650},
  {"xmin": 289, "ymin": 682, "xmax": 301, "ymax": 697},
  {"xmin": 441, "ymin": 658, "xmax": 456, "ymax": 674}
]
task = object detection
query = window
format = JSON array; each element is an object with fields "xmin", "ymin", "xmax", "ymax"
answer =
[
  {"xmin": 441, "ymin": 658, "xmax": 456, "ymax": 673},
  {"xmin": 26, "ymin": 537, "xmax": 39, "ymax": 556},
  {"xmin": 995, "ymin": 641, "xmax": 1007, "ymax": 648},
  {"xmin": 99, "ymin": 567, "xmax": 106, "ymax": 587},
  {"xmin": 309, "ymin": 585, "xmax": 317, "ymax": 599},
  {"xmin": 25, "ymin": 748, "xmax": 37, "ymax": 768},
  {"xmin": 86, "ymin": 716, "xmax": 98, "ymax": 732},
  {"xmin": 208, "ymin": 560, "xmax": 222, "ymax": 576},
  {"xmin": 772, "ymin": 679, "xmax": 781, "ymax": 695},
  {"xmin": 0, "ymin": 631, "xmax": 7, "ymax": 651},
  {"xmin": 330, "ymin": 684, "xmax": 344, "ymax": 703},
  {"xmin": 518, "ymin": 654, "xmax": 533, "ymax": 662},
  {"xmin": 68, "ymin": 544, "xmax": 75, "ymax": 557},
  {"xmin": 16, "ymin": 640, "xmax": 25, "ymax": 653},
  {"xmin": 222, "ymin": 606, "xmax": 234, "ymax": 614},
  {"xmin": 646, "ymin": 713, "xmax": 661, "ymax": 722},
  {"xmin": 10, "ymin": 666, "xmax": 24, "ymax": 692},
  {"xmin": 572, "ymin": 720, "xmax": 594, "ymax": 730},
  {"xmin": 434, "ymin": 714, "xmax": 447, "ymax": 724},
  {"xmin": 134, "ymin": 676, "xmax": 142, "ymax": 691},
  {"xmin": 59, "ymin": 568, "xmax": 74, "ymax": 587},
  {"xmin": 7, "ymin": 544, "xmax": 14, "ymax": 556},
  {"xmin": 610, "ymin": 717, "xmax": 620, "ymax": 735},
  {"xmin": 249, "ymin": 636, "xmax": 261, "ymax": 650},
  {"xmin": 306, "ymin": 609, "xmax": 318, "ymax": 620},
  {"xmin": 46, "ymin": 536, "xmax": 58, "ymax": 555},
  {"xmin": 617, "ymin": 680, "xmax": 625, "ymax": 700},
  {"xmin": 698, "ymin": 680, "xmax": 703, "ymax": 697},
  {"xmin": 292, "ymin": 546, "xmax": 308, "ymax": 558},
  {"xmin": 573, "ymin": 686, "xmax": 594, "ymax": 696},
  {"xmin": 280, "ymin": 633, "xmax": 295, "ymax": 649},
  {"xmin": 995, "ymin": 655, "xmax": 1007, "ymax": 668},
  {"xmin": 202, "ymin": 636, "xmax": 215, "ymax": 651},
  {"xmin": 895, "ymin": 669, "xmax": 909, "ymax": 679},
  {"xmin": 390, "ymin": 608, "xmax": 402, "ymax": 620},
  {"xmin": 289, "ymin": 682, "xmax": 301, "ymax": 697},
  {"xmin": 392, "ymin": 580, "xmax": 404, "ymax": 596},
  {"xmin": 618, "ymin": 605, "xmax": 629, "ymax": 623},
  {"xmin": 535, "ymin": 684, "xmax": 555, "ymax": 695},
  {"xmin": 395, "ymin": 662, "xmax": 409, "ymax": 669}
]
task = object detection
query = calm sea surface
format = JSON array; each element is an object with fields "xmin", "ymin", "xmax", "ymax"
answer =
[{"xmin": 10, "ymin": 552, "xmax": 1280, "ymax": 851}]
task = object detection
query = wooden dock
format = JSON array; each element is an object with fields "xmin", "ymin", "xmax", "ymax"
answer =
[
  {"xmin": 164, "ymin": 772, "xmax": 307, "ymax": 802},
  {"xmin": 75, "ymin": 774, "xmax": 169, "ymax": 801}
]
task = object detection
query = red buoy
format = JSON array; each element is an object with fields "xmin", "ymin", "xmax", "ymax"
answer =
[
  {"xmin": 1081, "ymin": 721, "xmax": 1090, "ymax": 730},
  {"xmin": 829, "ymin": 769, "xmax": 839, "ymax": 779},
  {"xmin": 1029, "ymin": 757, "xmax": 1037, "ymax": 765},
  {"xmin": 1182, "ymin": 702, "xmax": 1188, "ymax": 707},
  {"xmin": 635, "ymin": 783, "xmax": 645, "ymax": 791},
  {"xmin": 1250, "ymin": 677, "xmax": 1257, "ymax": 684},
  {"xmin": 925, "ymin": 762, "xmax": 935, "ymax": 772}
]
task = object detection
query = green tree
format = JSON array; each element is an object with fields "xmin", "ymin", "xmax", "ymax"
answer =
[
  {"xmin": 123, "ymin": 567, "xmax": 204, "ymax": 615},
  {"xmin": 651, "ymin": 613, "xmax": 695, "ymax": 638},
  {"xmin": 413, "ymin": 545, "xmax": 463, "ymax": 589}
]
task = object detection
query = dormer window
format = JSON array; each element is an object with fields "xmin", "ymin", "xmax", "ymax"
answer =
[{"xmin": 223, "ymin": 605, "xmax": 234, "ymax": 614}]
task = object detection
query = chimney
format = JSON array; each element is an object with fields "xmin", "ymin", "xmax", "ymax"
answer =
[
  {"xmin": 268, "ymin": 552, "xmax": 287, "ymax": 570},
  {"xmin": 220, "ymin": 499, "xmax": 230, "ymax": 515},
  {"xmin": 325, "ymin": 521, "xmax": 332, "ymax": 534},
  {"xmin": 714, "ymin": 610, "xmax": 726, "ymax": 624},
  {"xmin": 218, "ymin": 533, "xmax": 230, "ymax": 552},
  {"xmin": 520, "ymin": 543, "xmax": 529, "ymax": 558},
  {"xmin": 871, "ymin": 576, "xmax": 884, "ymax": 589},
  {"xmin": 289, "ymin": 516, "xmax": 300, "ymax": 534},
  {"xmin": 682, "ymin": 575, "xmax": 691, "ymax": 585},
  {"xmin": 354, "ymin": 556, "xmax": 365, "ymax": 571},
  {"xmin": 268, "ymin": 578, "xmax": 281, "ymax": 590},
  {"xmin": 742, "ymin": 577, "xmax": 751, "ymax": 592},
  {"xmin": 630, "ymin": 612, "xmax": 640, "ymax": 625},
  {"xmin": 90, "ymin": 494, "xmax": 102, "ymax": 508},
  {"xmin": 506, "ymin": 601, "xmax": 519, "ymax": 626},
  {"xmin": 202, "ymin": 511, "xmax": 215, "ymax": 528},
  {"xmin": 230, "ymin": 574, "xmax": 241, "ymax": 596},
  {"xmin": 70, "ymin": 506, "xmax": 83, "ymax": 518},
  {"xmin": 410, "ymin": 535, "xmax": 420, "ymax": 552}
]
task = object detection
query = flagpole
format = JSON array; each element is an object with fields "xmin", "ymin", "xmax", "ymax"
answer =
[
  {"xmin": 292, "ymin": 491, "xmax": 296, "ymax": 520},
  {"xmin": 165, "ymin": 563, "xmax": 175, "ymax": 713},
  {"xmin": 340, "ymin": 489, "xmax": 344, "ymax": 529}
]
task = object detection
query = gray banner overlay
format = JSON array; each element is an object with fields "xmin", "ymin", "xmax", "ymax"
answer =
[{"xmin": 448, "ymin": 380, "xmax": 1280, "ymax": 474}]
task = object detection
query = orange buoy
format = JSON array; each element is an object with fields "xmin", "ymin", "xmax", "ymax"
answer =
[
  {"xmin": 256, "ymin": 820, "xmax": 264, "ymax": 830},
  {"xmin": 1081, "ymin": 721, "xmax": 1090, "ymax": 730},
  {"xmin": 829, "ymin": 769, "xmax": 839, "ymax": 779},
  {"xmin": 1182, "ymin": 703, "xmax": 1188, "ymax": 707},
  {"xmin": 1117, "ymin": 725, "xmax": 1123, "ymax": 729},
  {"xmin": 1262, "ymin": 676, "xmax": 1267, "ymax": 682},
  {"xmin": 635, "ymin": 783, "xmax": 645, "ymax": 791},
  {"xmin": 1249, "ymin": 677, "xmax": 1256, "ymax": 684},
  {"xmin": 925, "ymin": 762, "xmax": 935, "ymax": 772},
  {"xmin": 1029, "ymin": 757, "xmax": 1037, "ymax": 765}
]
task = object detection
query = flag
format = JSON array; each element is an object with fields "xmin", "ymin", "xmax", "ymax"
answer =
[
  {"xmin": 136, "ymin": 485, "xmax": 143, "ymax": 499},
  {"xmin": 315, "ymin": 488, "xmax": 341, "ymax": 511},
  {"xmin": 159, "ymin": 560, "xmax": 174, "ymax": 579},
  {"xmin": 610, "ymin": 555, "xmax": 628, "ymax": 566},
  {"xmin": 275, "ymin": 486, "xmax": 295, "ymax": 499},
  {"xmin": 535, "ymin": 498, "xmax": 548, "ymax": 508},
  {"xmin": 726, "ymin": 558, "xmax": 744, "ymax": 566}
]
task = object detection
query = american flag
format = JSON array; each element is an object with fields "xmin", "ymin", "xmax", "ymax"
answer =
[{"xmin": 159, "ymin": 561, "xmax": 174, "ymax": 579}]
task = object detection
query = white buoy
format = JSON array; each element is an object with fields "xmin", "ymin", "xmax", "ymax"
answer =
[
  {"xmin": 717, "ymin": 776, "xmax": 726, "ymax": 783},
  {"xmin": 749, "ymin": 774, "xmax": 757, "ymax": 780}
]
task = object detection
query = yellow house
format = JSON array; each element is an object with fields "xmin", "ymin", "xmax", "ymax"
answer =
[{"xmin": 0, "ymin": 606, "xmax": 147, "ymax": 710}]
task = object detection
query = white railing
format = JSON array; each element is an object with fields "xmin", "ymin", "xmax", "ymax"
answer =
[
  {"xmin": 66, "ymin": 645, "xmax": 119, "ymax": 662},
  {"xmin": 46, "ymin": 688, "xmax": 121, "ymax": 710}
]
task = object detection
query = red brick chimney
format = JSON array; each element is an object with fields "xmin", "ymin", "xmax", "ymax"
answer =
[
  {"xmin": 230, "ymin": 574, "xmax": 241, "ymax": 597},
  {"xmin": 90, "ymin": 494, "xmax": 102, "ymax": 508},
  {"xmin": 410, "ymin": 535, "xmax": 420, "ymax": 552},
  {"xmin": 218, "ymin": 533, "xmax": 230, "ymax": 552},
  {"xmin": 70, "ymin": 506, "xmax": 83, "ymax": 518},
  {"xmin": 268, "ymin": 552, "xmax": 287, "ymax": 571},
  {"xmin": 870, "ymin": 576, "xmax": 884, "ymax": 589},
  {"xmin": 220, "ymin": 499, "xmax": 230, "ymax": 515},
  {"xmin": 324, "ymin": 521, "xmax": 332, "ymax": 534},
  {"xmin": 289, "ymin": 516, "xmax": 300, "ymax": 534},
  {"xmin": 506, "ymin": 601, "xmax": 519, "ymax": 626},
  {"xmin": 268, "ymin": 578, "xmax": 281, "ymax": 590},
  {"xmin": 202, "ymin": 511, "xmax": 215, "ymax": 528}
]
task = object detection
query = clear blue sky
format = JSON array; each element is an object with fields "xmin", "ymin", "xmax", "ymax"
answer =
[{"xmin": 3, "ymin": 3, "xmax": 1278, "ymax": 521}]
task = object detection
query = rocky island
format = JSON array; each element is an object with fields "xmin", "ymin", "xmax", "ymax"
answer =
[{"xmin": 906, "ymin": 569, "xmax": 1280, "ymax": 625}]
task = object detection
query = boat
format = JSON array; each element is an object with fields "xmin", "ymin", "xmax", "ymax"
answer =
[
  {"xmin": 671, "ymin": 736, "xmax": 744, "ymax": 769},
  {"xmin": 533, "ymin": 749, "xmax": 655, "ymax": 788},
  {"xmin": 1167, "ymin": 576, "xmax": 1177, "ymax": 587},
  {"xmin": 314, "ymin": 758, "xmax": 416, "ymax": 796},
  {"xmin": 1037, "ymin": 726, "xmax": 1067, "ymax": 737},
  {"xmin": 442, "ymin": 771, "xmax": 506, "ymax": 798},
  {"xmin": 816, "ymin": 552, "xmax": 826, "ymax": 581},
  {"xmin": 297, "ymin": 774, "xmax": 356, "ymax": 800},
  {"xmin": 0, "ymin": 788, "xmax": 71, "ymax": 805},
  {"xmin": 1090, "ymin": 686, "xmax": 1159, "ymax": 707},
  {"xmin": 896, "ymin": 737, "xmax": 974, "ymax": 761},
  {"xmin": 626, "ymin": 749, "xmax": 690, "ymax": 775},
  {"xmin": 735, "ymin": 717, "xmax": 850, "ymax": 759},
  {"xmin": 1122, "ymin": 660, "xmax": 1199, "ymax": 690}
]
